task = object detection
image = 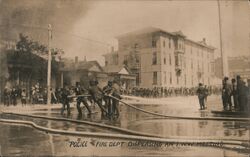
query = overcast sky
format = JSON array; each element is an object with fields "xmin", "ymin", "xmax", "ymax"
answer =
[
  {"xmin": 1, "ymin": 0, "xmax": 249, "ymax": 65},
  {"xmin": 60, "ymin": 0, "xmax": 249, "ymax": 65}
]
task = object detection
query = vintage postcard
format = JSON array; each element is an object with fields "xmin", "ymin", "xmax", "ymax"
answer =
[{"xmin": 0, "ymin": 0, "xmax": 249, "ymax": 156}]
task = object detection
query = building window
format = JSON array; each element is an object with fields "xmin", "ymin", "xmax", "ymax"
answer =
[
  {"xmin": 191, "ymin": 75, "xmax": 193, "ymax": 86},
  {"xmin": 134, "ymin": 43, "xmax": 139, "ymax": 48},
  {"xmin": 169, "ymin": 54, "xmax": 172, "ymax": 65},
  {"xmin": 112, "ymin": 54, "xmax": 118, "ymax": 65},
  {"xmin": 191, "ymin": 59, "xmax": 193, "ymax": 69},
  {"xmin": 164, "ymin": 57, "xmax": 166, "ymax": 64},
  {"xmin": 170, "ymin": 72, "xmax": 172, "ymax": 84},
  {"xmin": 175, "ymin": 55, "xmax": 179, "ymax": 66},
  {"xmin": 152, "ymin": 40, "xmax": 157, "ymax": 48},
  {"xmin": 153, "ymin": 72, "xmax": 157, "ymax": 85},
  {"xmin": 164, "ymin": 72, "xmax": 167, "ymax": 84},
  {"xmin": 163, "ymin": 40, "xmax": 165, "ymax": 47},
  {"xmin": 152, "ymin": 52, "xmax": 157, "ymax": 65},
  {"xmin": 177, "ymin": 77, "xmax": 179, "ymax": 85},
  {"xmin": 169, "ymin": 40, "xmax": 171, "ymax": 49},
  {"xmin": 184, "ymin": 74, "xmax": 187, "ymax": 85},
  {"xmin": 183, "ymin": 58, "xmax": 186, "ymax": 68},
  {"xmin": 105, "ymin": 61, "xmax": 108, "ymax": 66}
]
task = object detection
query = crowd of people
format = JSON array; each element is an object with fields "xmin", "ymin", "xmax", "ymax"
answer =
[
  {"xmin": 2, "ymin": 75, "xmax": 250, "ymax": 116},
  {"xmin": 3, "ymin": 83, "xmax": 58, "ymax": 106},
  {"xmin": 221, "ymin": 75, "xmax": 249, "ymax": 111},
  {"xmin": 196, "ymin": 75, "xmax": 250, "ymax": 112},
  {"xmin": 121, "ymin": 86, "xmax": 221, "ymax": 98}
]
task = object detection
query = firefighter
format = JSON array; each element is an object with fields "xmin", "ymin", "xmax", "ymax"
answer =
[
  {"xmin": 103, "ymin": 80, "xmax": 113, "ymax": 117},
  {"xmin": 75, "ymin": 82, "xmax": 92, "ymax": 115},
  {"xmin": 111, "ymin": 80, "xmax": 122, "ymax": 117},
  {"xmin": 196, "ymin": 83, "xmax": 206, "ymax": 110},
  {"xmin": 88, "ymin": 80, "xmax": 108, "ymax": 116},
  {"xmin": 61, "ymin": 86, "xmax": 71, "ymax": 115}
]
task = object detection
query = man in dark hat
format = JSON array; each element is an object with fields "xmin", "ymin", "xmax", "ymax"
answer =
[
  {"xmin": 89, "ymin": 80, "xmax": 108, "ymax": 116},
  {"xmin": 61, "ymin": 86, "xmax": 71, "ymax": 115},
  {"xmin": 111, "ymin": 79, "xmax": 122, "ymax": 117},
  {"xmin": 222, "ymin": 77, "xmax": 232, "ymax": 110},
  {"xmin": 196, "ymin": 83, "xmax": 206, "ymax": 110},
  {"xmin": 75, "ymin": 82, "xmax": 92, "ymax": 115},
  {"xmin": 103, "ymin": 80, "xmax": 113, "ymax": 117},
  {"xmin": 236, "ymin": 75, "xmax": 245, "ymax": 111},
  {"xmin": 231, "ymin": 78, "xmax": 239, "ymax": 110}
]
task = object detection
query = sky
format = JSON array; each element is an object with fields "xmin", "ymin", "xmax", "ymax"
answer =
[
  {"xmin": 1, "ymin": 0, "xmax": 249, "ymax": 65},
  {"xmin": 68, "ymin": 0, "xmax": 250, "ymax": 65}
]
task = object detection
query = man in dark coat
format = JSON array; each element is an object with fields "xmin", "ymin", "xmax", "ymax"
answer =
[
  {"xmin": 222, "ymin": 77, "xmax": 232, "ymax": 110},
  {"xmin": 88, "ymin": 80, "xmax": 107, "ymax": 116},
  {"xmin": 61, "ymin": 86, "xmax": 71, "ymax": 115},
  {"xmin": 111, "ymin": 80, "xmax": 122, "ymax": 117},
  {"xmin": 75, "ymin": 82, "xmax": 92, "ymax": 115},
  {"xmin": 231, "ymin": 78, "xmax": 239, "ymax": 110},
  {"xmin": 196, "ymin": 83, "xmax": 206, "ymax": 110},
  {"xmin": 103, "ymin": 80, "xmax": 113, "ymax": 117},
  {"xmin": 236, "ymin": 75, "xmax": 245, "ymax": 111}
]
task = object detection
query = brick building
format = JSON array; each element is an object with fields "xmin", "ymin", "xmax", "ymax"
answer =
[{"xmin": 104, "ymin": 27, "xmax": 217, "ymax": 88}]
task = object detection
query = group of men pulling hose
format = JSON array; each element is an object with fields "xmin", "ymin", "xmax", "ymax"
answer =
[
  {"xmin": 196, "ymin": 75, "xmax": 250, "ymax": 112},
  {"xmin": 60, "ymin": 80, "xmax": 122, "ymax": 118}
]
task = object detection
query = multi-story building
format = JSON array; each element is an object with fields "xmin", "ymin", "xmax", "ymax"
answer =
[{"xmin": 104, "ymin": 27, "xmax": 217, "ymax": 88}]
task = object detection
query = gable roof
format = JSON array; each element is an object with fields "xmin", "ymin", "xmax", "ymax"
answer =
[
  {"xmin": 61, "ymin": 60, "xmax": 104, "ymax": 72},
  {"xmin": 103, "ymin": 65, "xmax": 133, "ymax": 75},
  {"xmin": 116, "ymin": 27, "xmax": 215, "ymax": 50}
]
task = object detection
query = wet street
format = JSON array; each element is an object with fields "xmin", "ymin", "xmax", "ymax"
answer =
[{"xmin": 0, "ymin": 95, "xmax": 249, "ymax": 156}]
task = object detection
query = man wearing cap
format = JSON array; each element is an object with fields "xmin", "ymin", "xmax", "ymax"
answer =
[
  {"xmin": 89, "ymin": 80, "xmax": 108, "ymax": 116},
  {"xmin": 196, "ymin": 83, "xmax": 206, "ymax": 110},
  {"xmin": 75, "ymin": 82, "xmax": 92, "ymax": 115},
  {"xmin": 103, "ymin": 80, "xmax": 113, "ymax": 117}
]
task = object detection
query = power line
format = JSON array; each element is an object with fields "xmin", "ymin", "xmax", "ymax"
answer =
[
  {"xmin": 53, "ymin": 29, "xmax": 111, "ymax": 47},
  {"xmin": 0, "ymin": 23, "xmax": 112, "ymax": 47},
  {"xmin": 0, "ymin": 23, "xmax": 47, "ymax": 30}
]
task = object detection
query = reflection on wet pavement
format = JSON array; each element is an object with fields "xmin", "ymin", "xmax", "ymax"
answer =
[
  {"xmin": 0, "ymin": 95, "xmax": 249, "ymax": 156},
  {"xmin": 0, "ymin": 124, "xmax": 248, "ymax": 156}
]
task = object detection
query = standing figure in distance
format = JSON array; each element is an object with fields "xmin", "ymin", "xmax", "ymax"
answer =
[{"xmin": 196, "ymin": 83, "xmax": 206, "ymax": 110}]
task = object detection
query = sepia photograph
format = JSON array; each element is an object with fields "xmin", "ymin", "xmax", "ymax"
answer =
[{"xmin": 0, "ymin": 0, "xmax": 249, "ymax": 156}]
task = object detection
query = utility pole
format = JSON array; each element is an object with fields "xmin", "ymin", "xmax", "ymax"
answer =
[
  {"xmin": 217, "ymin": 0, "xmax": 229, "ymax": 77},
  {"xmin": 47, "ymin": 24, "xmax": 52, "ymax": 105}
]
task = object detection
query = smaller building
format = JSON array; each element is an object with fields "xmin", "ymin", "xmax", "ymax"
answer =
[
  {"xmin": 214, "ymin": 56, "xmax": 250, "ymax": 82},
  {"xmin": 103, "ymin": 65, "xmax": 136, "ymax": 89},
  {"xmin": 59, "ymin": 57, "xmax": 108, "ymax": 88}
]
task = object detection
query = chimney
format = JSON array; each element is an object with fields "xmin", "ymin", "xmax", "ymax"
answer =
[
  {"xmin": 75, "ymin": 56, "xmax": 78, "ymax": 63},
  {"xmin": 203, "ymin": 38, "xmax": 206, "ymax": 44}
]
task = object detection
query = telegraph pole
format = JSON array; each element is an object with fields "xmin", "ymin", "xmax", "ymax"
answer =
[
  {"xmin": 217, "ymin": 0, "xmax": 229, "ymax": 77},
  {"xmin": 47, "ymin": 24, "xmax": 52, "ymax": 105}
]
